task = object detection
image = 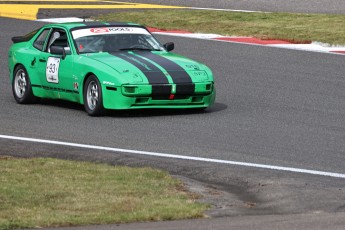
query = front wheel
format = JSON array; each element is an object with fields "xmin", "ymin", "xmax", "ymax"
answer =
[
  {"xmin": 12, "ymin": 65, "xmax": 37, "ymax": 104},
  {"xmin": 83, "ymin": 75, "xmax": 105, "ymax": 116}
]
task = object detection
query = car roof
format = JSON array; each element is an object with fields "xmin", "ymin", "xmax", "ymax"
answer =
[
  {"xmin": 44, "ymin": 21, "xmax": 143, "ymax": 31},
  {"xmin": 12, "ymin": 22, "xmax": 146, "ymax": 44}
]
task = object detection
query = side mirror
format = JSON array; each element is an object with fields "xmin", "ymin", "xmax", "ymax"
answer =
[
  {"xmin": 50, "ymin": 46, "xmax": 66, "ymax": 59},
  {"xmin": 163, "ymin": 42, "xmax": 174, "ymax": 52}
]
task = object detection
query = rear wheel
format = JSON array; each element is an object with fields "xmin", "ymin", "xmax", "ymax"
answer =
[
  {"xmin": 12, "ymin": 65, "xmax": 36, "ymax": 104},
  {"xmin": 83, "ymin": 75, "xmax": 105, "ymax": 116}
]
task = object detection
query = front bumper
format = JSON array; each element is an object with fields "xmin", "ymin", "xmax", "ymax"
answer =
[{"xmin": 102, "ymin": 82, "xmax": 215, "ymax": 110}]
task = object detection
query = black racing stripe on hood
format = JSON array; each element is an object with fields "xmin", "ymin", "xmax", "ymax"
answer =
[
  {"xmin": 109, "ymin": 52, "xmax": 169, "ymax": 84},
  {"xmin": 134, "ymin": 51, "xmax": 192, "ymax": 84}
]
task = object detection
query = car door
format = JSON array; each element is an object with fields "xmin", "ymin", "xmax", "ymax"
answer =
[{"xmin": 37, "ymin": 28, "xmax": 77, "ymax": 101}]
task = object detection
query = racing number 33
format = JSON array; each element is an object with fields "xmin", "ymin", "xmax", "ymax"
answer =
[{"xmin": 46, "ymin": 57, "xmax": 60, "ymax": 83}]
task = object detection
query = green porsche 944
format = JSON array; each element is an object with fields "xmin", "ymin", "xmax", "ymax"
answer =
[{"xmin": 8, "ymin": 22, "xmax": 215, "ymax": 116}]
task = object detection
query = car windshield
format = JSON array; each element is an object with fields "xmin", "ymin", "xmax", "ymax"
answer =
[{"xmin": 72, "ymin": 27, "xmax": 164, "ymax": 53}]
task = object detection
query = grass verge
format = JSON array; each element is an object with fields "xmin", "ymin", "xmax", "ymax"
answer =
[
  {"xmin": 0, "ymin": 157, "xmax": 208, "ymax": 230},
  {"xmin": 97, "ymin": 10, "xmax": 345, "ymax": 45}
]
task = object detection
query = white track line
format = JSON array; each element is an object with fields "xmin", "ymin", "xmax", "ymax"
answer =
[
  {"xmin": 1, "ymin": 134, "xmax": 345, "ymax": 179},
  {"xmin": 190, "ymin": 7, "xmax": 264, "ymax": 13}
]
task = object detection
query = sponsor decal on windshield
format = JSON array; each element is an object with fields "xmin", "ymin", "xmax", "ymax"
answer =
[
  {"xmin": 90, "ymin": 28, "xmax": 110, "ymax": 33},
  {"xmin": 72, "ymin": 27, "xmax": 148, "ymax": 39},
  {"xmin": 90, "ymin": 28, "xmax": 134, "ymax": 33}
]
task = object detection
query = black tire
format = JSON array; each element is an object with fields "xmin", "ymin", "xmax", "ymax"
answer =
[
  {"xmin": 12, "ymin": 65, "xmax": 37, "ymax": 104},
  {"xmin": 83, "ymin": 75, "xmax": 105, "ymax": 116}
]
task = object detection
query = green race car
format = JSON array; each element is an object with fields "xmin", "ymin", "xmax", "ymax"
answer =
[{"xmin": 8, "ymin": 22, "xmax": 215, "ymax": 116}]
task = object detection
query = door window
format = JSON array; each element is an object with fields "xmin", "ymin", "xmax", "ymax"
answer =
[
  {"xmin": 33, "ymin": 28, "xmax": 50, "ymax": 51},
  {"xmin": 46, "ymin": 29, "xmax": 70, "ymax": 53}
]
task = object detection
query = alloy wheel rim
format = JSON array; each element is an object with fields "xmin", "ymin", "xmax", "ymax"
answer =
[
  {"xmin": 86, "ymin": 80, "xmax": 98, "ymax": 110},
  {"xmin": 14, "ymin": 69, "xmax": 27, "ymax": 98}
]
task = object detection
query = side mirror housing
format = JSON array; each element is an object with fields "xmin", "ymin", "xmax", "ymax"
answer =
[
  {"xmin": 50, "ymin": 46, "xmax": 66, "ymax": 59},
  {"xmin": 163, "ymin": 42, "xmax": 174, "ymax": 52}
]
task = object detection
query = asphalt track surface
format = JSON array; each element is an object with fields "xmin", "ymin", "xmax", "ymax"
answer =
[
  {"xmin": 2, "ymin": 1, "xmax": 345, "ymax": 229},
  {"xmin": 25, "ymin": 0, "xmax": 345, "ymax": 20},
  {"xmin": 108, "ymin": 0, "xmax": 345, "ymax": 14}
]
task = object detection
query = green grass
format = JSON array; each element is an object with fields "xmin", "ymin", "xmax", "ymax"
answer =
[
  {"xmin": 0, "ymin": 157, "xmax": 208, "ymax": 230},
  {"xmin": 97, "ymin": 10, "xmax": 345, "ymax": 45}
]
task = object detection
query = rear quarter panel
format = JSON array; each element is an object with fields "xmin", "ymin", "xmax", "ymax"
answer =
[{"xmin": 8, "ymin": 42, "xmax": 43, "ymax": 89}]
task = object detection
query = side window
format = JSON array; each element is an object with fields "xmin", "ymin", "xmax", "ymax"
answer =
[
  {"xmin": 46, "ymin": 29, "xmax": 70, "ymax": 53},
  {"xmin": 33, "ymin": 29, "xmax": 50, "ymax": 51}
]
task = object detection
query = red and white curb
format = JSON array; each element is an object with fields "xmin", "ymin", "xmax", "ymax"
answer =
[
  {"xmin": 36, "ymin": 17, "xmax": 345, "ymax": 55},
  {"xmin": 148, "ymin": 27, "xmax": 345, "ymax": 55}
]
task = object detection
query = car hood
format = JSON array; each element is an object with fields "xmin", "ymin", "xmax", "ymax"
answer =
[{"xmin": 85, "ymin": 51, "xmax": 211, "ymax": 84}]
